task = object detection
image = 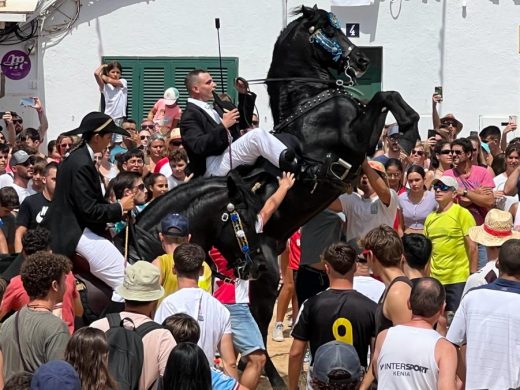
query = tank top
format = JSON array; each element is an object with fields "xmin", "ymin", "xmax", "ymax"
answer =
[
  {"xmin": 377, "ymin": 325, "xmax": 442, "ymax": 390},
  {"xmin": 375, "ymin": 276, "xmax": 412, "ymax": 335}
]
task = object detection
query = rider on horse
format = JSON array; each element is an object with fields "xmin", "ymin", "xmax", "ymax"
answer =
[
  {"xmin": 180, "ymin": 69, "xmax": 299, "ymax": 177},
  {"xmin": 43, "ymin": 112, "xmax": 135, "ymax": 302}
]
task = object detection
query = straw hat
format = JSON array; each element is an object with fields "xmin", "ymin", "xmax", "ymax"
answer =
[{"xmin": 468, "ymin": 209, "xmax": 520, "ymax": 247}]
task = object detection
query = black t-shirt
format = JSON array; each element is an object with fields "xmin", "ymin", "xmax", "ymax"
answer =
[
  {"xmin": 16, "ymin": 192, "xmax": 50, "ymax": 230},
  {"xmin": 291, "ymin": 288, "xmax": 376, "ymax": 366},
  {"xmin": 300, "ymin": 210, "xmax": 343, "ymax": 265}
]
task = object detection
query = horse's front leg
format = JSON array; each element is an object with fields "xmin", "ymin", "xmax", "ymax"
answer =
[{"xmin": 369, "ymin": 91, "xmax": 420, "ymax": 154}]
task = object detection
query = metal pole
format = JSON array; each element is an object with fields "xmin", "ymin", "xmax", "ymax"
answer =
[{"xmin": 215, "ymin": 18, "xmax": 225, "ymax": 94}]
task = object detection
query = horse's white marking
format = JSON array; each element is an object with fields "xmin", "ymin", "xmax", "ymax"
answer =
[{"xmin": 381, "ymin": 107, "xmax": 388, "ymax": 112}]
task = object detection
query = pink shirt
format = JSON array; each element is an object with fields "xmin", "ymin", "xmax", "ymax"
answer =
[
  {"xmin": 152, "ymin": 99, "xmax": 182, "ymax": 130},
  {"xmin": 90, "ymin": 311, "xmax": 176, "ymax": 390},
  {"xmin": 444, "ymin": 165, "xmax": 494, "ymax": 225}
]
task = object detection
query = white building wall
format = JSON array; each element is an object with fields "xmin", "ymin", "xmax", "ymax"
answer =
[{"xmin": 0, "ymin": 0, "xmax": 518, "ymax": 141}]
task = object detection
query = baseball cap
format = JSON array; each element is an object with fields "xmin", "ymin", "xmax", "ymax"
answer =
[
  {"xmin": 161, "ymin": 213, "xmax": 189, "ymax": 237},
  {"xmin": 115, "ymin": 261, "xmax": 164, "ymax": 302},
  {"xmin": 432, "ymin": 176, "xmax": 458, "ymax": 190},
  {"xmin": 312, "ymin": 341, "xmax": 362, "ymax": 385},
  {"xmin": 31, "ymin": 360, "xmax": 81, "ymax": 390},
  {"xmin": 164, "ymin": 87, "xmax": 180, "ymax": 106},
  {"xmin": 10, "ymin": 150, "xmax": 32, "ymax": 166},
  {"xmin": 387, "ymin": 124, "xmax": 399, "ymax": 137}
]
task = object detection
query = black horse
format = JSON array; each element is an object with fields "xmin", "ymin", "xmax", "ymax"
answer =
[{"xmin": 119, "ymin": 5, "xmax": 420, "ymax": 389}]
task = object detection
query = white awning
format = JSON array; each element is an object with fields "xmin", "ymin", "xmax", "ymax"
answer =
[{"xmin": 0, "ymin": 0, "xmax": 39, "ymax": 22}]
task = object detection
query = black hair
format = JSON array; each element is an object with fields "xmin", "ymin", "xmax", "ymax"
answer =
[
  {"xmin": 120, "ymin": 148, "xmax": 145, "ymax": 164},
  {"xmin": 4, "ymin": 372, "xmax": 33, "ymax": 390},
  {"xmin": 479, "ymin": 125, "xmax": 501, "ymax": 140},
  {"xmin": 0, "ymin": 143, "xmax": 9, "ymax": 154},
  {"xmin": 0, "ymin": 186, "xmax": 19, "ymax": 208},
  {"xmin": 163, "ymin": 343, "xmax": 212, "ymax": 390},
  {"xmin": 111, "ymin": 171, "xmax": 141, "ymax": 199},
  {"xmin": 22, "ymin": 226, "xmax": 52, "ymax": 256},
  {"xmin": 402, "ymin": 234, "xmax": 432, "ymax": 270},
  {"xmin": 385, "ymin": 158, "xmax": 403, "ymax": 172},
  {"xmin": 20, "ymin": 127, "xmax": 40, "ymax": 142},
  {"xmin": 498, "ymin": 239, "xmax": 520, "ymax": 277},
  {"xmin": 451, "ymin": 138, "xmax": 473, "ymax": 154},
  {"xmin": 406, "ymin": 164, "xmax": 425, "ymax": 178},
  {"xmin": 410, "ymin": 277, "xmax": 445, "ymax": 317},
  {"xmin": 44, "ymin": 161, "xmax": 58, "ymax": 176}
]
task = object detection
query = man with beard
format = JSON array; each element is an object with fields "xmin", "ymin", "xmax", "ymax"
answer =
[{"xmin": 6, "ymin": 150, "xmax": 36, "ymax": 204}]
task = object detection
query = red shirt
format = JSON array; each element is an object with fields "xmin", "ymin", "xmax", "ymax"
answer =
[
  {"xmin": 210, "ymin": 248, "xmax": 250, "ymax": 305},
  {"xmin": 1, "ymin": 272, "xmax": 78, "ymax": 334}
]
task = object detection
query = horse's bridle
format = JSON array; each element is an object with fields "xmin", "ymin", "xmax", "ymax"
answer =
[
  {"xmin": 247, "ymin": 12, "xmax": 357, "ymax": 88},
  {"xmin": 218, "ymin": 202, "xmax": 254, "ymax": 280}
]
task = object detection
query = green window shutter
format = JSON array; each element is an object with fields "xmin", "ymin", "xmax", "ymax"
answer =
[{"xmin": 102, "ymin": 57, "xmax": 238, "ymax": 122}]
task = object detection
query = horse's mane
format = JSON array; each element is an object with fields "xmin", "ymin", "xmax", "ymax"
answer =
[{"xmin": 137, "ymin": 173, "xmax": 262, "ymax": 229}]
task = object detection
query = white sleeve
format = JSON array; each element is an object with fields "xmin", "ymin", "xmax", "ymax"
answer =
[
  {"xmin": 446, "ymin": 298, "xmax": 467, "ymax": 346},
  {"xmin": 120, "ymin": 78, "xmax": 128, "ymax": 89},
  {"xmin": 153, "ymin": 301, "xmax": 170, "ymax": 324},
  {"xmin": 339, "ymin": 193, "xmax": 353, "ymax": 215},
  {"xmin": 223, "ymin": 308, "xmax": 232, "ymax": 334}
]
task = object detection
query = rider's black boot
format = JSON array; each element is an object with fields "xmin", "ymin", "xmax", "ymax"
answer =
[{"xmin": 278, "ymin": 149, "xmax": 299, "ymax": 173}]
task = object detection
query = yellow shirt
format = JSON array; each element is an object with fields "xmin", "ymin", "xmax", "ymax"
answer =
[
  {"xmin": 157, "ymin": 253, "xmax": 212, "ymax": 303},
  {"xmin": 424, "ymin": 203, "xmax": 476, "ymax": 284}
]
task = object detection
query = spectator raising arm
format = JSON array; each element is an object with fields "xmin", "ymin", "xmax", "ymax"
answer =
[{"xmin": 362, "ymin": 159, "xmax": 391, "ymax": 206}]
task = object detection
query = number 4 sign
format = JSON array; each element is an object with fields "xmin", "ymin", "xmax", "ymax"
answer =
[{"xmin": 346, "ymin": 23, "xmax": 360, "ymax": 38}]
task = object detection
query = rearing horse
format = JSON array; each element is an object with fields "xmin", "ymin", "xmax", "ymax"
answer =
[{"xmin": 125, "ymin": 5, "xmax": 420, "ymax": 389}]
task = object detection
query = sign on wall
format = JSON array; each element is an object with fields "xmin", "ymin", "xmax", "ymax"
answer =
[
  {"xmin": 1, "ymin": 50, "xmax": 31, "ymax": 80},
  {"xmin": 346, "ymin": 23, "xmax": 360, "ymax": 38}
]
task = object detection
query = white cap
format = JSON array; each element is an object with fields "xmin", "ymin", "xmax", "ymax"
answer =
[{"xmin": 164, "ymin": 87, "xmax": 180, "ymax": 105}]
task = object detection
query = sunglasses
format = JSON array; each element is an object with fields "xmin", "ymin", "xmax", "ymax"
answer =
[
  {"xmin": 451, "ymin": 150, "xmax": 464, "ymax": 155},
  {"xmin": 433, "ymin": 183, "xmax": 453, "ymax": 192},
  {"xmin": 170, "ymin": 140, "xmax": 182, "ymax": 146},
  {"xmin": 439, "ymin": 150, "xmax": 451, "ymax": 155},
  {"xmin": 140, "ymin": 135, "xmax": 151, "ymax": 140},
  {"xmin": 442, "ymin": 120, "xmax": 457, "ymax": 127},
  {"xmin": 134, "ymin": 183, "xmax": 145, "ymax": 191},
  {"xmin": 60, "ymin": 143, "xmax": 72, "ymax": 148},
  {"xmin": 13, "ymin": 119, "xmax": 23, "ymax": 124},
  {"xmin": 411, "ymin": 150, "xmax": 424, "ymax": 156},
  {"xmin": 389, "ymin": 135, "xmax": 401, "ymax": 141},
  {"xmin": 141, "ymin": 125, "xmax": 154, "ymax": 130}
]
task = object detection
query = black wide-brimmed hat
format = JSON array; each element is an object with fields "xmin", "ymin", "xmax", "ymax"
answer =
[{"xmin": 63, "ymin": 112, "xmax": 130, "ymax": 137}]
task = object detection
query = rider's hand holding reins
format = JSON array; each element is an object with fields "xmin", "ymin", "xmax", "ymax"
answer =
[
  {"xmin": 222, "ymin": 109, "xmax": 240, "ymax": 129},
  {"xmin": 119, "ymin": 194, "xmax": 135, "ymax": 214}
]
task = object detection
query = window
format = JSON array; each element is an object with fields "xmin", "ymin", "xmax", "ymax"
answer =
[{"xmin": 102, "ymin": 57, "xmax": 239, "ymax": 122}]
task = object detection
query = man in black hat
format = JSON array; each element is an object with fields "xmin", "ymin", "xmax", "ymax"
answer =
[{"xmin": 43, "ymin": 112, "xmax": 134, "ymax": 301}]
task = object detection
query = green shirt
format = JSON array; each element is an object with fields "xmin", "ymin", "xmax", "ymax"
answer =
[{"xmin": 424, "ymin": 203, "xmax": 476, "ymax": 284}]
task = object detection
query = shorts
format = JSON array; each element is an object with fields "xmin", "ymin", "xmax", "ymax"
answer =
[
  {"xmin": 444, "ymin": 282, "xmax": 465, "ymax": 312},
  {"xmin": 225, "ymin": 303, "xmax": 265, "ymax": 356}
]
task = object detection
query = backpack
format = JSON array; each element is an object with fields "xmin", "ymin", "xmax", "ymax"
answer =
[{"xmin": 106, "ymin": 313, "xmax": 163, "ymax": 390}]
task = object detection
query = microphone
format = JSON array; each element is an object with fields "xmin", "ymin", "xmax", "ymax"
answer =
[{"xmin": 215, "ymin": 18, "xmax": 220, "ymax": 29}]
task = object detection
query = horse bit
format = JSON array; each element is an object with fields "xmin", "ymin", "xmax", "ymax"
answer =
[
  {"xmin": 308, "ymin": 12, "xmax": 355, "ymax": 86},
  {"xmin": 221, "ymin": 203, "xmax": 253, "ymax": 280}
]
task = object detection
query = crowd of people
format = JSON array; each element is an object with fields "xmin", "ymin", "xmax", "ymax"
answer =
[{"xmin": 0, "ymin": 61, "xmax": 518, "ymax": 390}]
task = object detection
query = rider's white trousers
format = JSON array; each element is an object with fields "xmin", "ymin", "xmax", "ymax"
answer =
[
  {"xmin": 76, "ymin": 227, "xmax": 124, "ymax": 302},
  {"xmin": 204, "ymin": 127, "xmax": 286, "ymax": 176}
]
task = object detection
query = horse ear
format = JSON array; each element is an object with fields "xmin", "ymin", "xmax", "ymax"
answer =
[
  {"xmin": 226, "ymin": 173, "xmax": 240, "ymax": 202},
  {"xmin": 301, "ymin": 5, "xmax": 314, "ymax": 18},
  {"xmin": 312, "ymin": 4, "xmax": 318, "ymax": 10}
]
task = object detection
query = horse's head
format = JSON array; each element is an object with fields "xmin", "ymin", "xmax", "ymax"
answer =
[
  {"xmin": 298, "ymin": 5, "xmax": 369, "ymax": 82},
  {"xmin": 213, "ymin": 172, "xmax": 265, "ymax": 280}
]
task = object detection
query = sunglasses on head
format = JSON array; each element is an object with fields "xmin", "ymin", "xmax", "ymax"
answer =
[
  {"xmin": 433, "ymin": 183, "xmax": 453, "ymax": 192},
  {"xmin": 411, "ymin": 150, "xmax": 424, "ymax": 156},
  {"xmin": 141, "ymin": 125, "xmax": 154, "ymax": 130}
]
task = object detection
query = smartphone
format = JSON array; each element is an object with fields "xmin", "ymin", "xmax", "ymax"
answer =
[
  {"xmin": 20, "ymin": 97, "xmax": 35, "ymax": 107},
  {"xmin": 434, "ymin": 86, "xmax": 443, "ymax": 98},
  {"xmin": 427, "ymin": 129, "xmax": 437, "ymax": 139},
  {"xmin": 501, "ymin": 122, "xmax": 510, "ymax": 126},
  {"xmin": 469, "ymin": 131, "xmax": 478, "ymax": 137},
  {"xmin": 510, "ymin": 115, "xmax": 517, "ymax": 125}
]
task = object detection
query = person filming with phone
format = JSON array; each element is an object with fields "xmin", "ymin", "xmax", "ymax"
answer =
[{"xmin": 2, "ymin": 97, "xmax": 49, "ymax": 148}]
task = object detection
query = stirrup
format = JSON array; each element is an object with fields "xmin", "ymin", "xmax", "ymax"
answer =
[{"xmin": 329, "ymin": 157, "xmax": 352, "ymax": 181}]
